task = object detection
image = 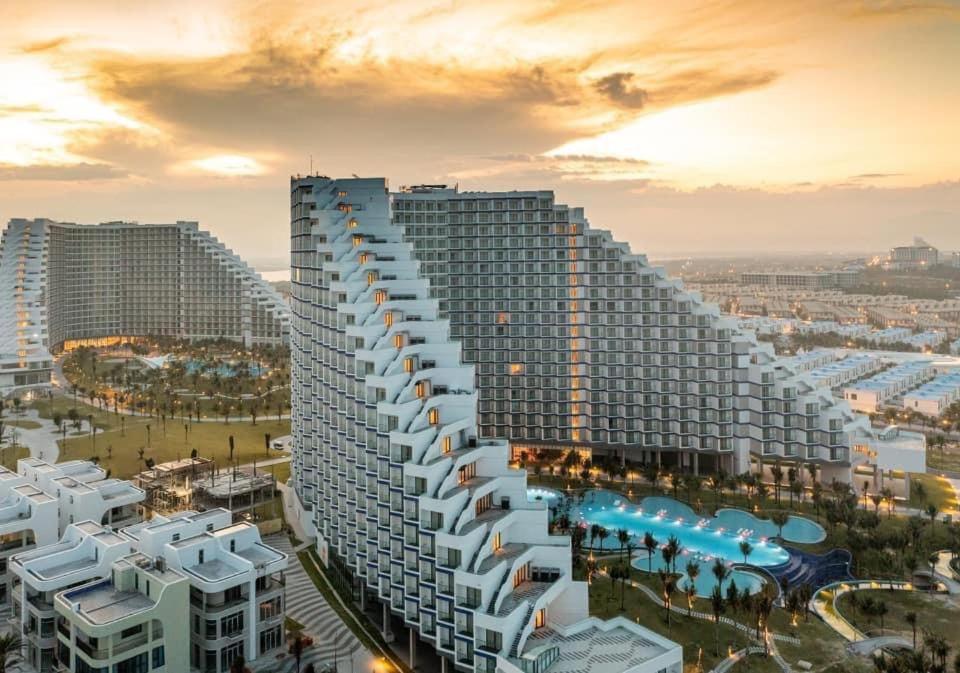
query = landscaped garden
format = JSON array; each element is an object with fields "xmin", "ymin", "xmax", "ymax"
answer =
[
  {"xmin": 522, "ymin": 449, "xmax": 960, "ymax": 673},
  {"xmin": 61, "ymin": 338, "xmax": 290, "ymax": 421}
]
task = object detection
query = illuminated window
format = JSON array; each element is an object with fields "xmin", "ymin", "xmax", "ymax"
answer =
[
  {"xmin": 352, "ymin": 234, "xmax": 362, "ymax": 247},
  {"xmin": 492, "ymin": 532, "xmax": 501, "ymax": 552},
  {"xmin": 375, "ymin": 289, "xmax": 387, "ymax": 304},
  {"xmin": 369, "ymin": 273, "xmax": 379, "ymax": 287},
  {"xmin": 442, "ymin": 436, "xmax": 452, "ymax": 454},
  {"xmin": 393, "ymin": 333, "xmax": 403, "ymax": 348},
  {"xmin": 534, "ymin": 608, "xmax": 546, "ymax": 629},
  {"xmin": 509, "ymin": 364, "xmax": 523, "ymax": 375},
  {"xmin": 403, "ymin": 357, "xmax": 414, "ymax": 373},
  {"xmin": 415, "ymin": 381, "xmax": 428, "ymax": 398},
  {"xmin": 359, "ymin": 252, "xmax": 368, "ymax": 264},
  {"xmin": 384, "ymin": 312, "xmax": 394, "ymax": 327},
  {"xmin": 428, "ymin": 408, "xmax": 439, "ymax": 425},
  {"xmin": 338, "ymin": 190, "xmax": 348, "ymax": 197},
  {"xmin": 496, "ymin": 313, "xmax": 509, "ymax": 324},
  {"xmin": 348, "ymin": 218, "xmax": 359, "ymax": 228}
]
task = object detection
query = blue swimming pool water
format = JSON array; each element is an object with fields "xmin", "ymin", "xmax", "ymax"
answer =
[
  {"xmin": 574, "ymin": 490, "xmax": 790, "ymax": 567},
  {"xmin": 184, "ymin": 360, "xmax": 265, "ymax": 378},
  {"xmin": 567, "ymin": 489, "xmax": 822, "ymax": 596},
  {"xmin": 526, "ymin": 487, "xmax": 563, "ymax": 508}
]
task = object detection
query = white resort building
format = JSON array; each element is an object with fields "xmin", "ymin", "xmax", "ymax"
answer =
[
  {"xmin": 390, "ymin": 183, "xmax": 924, "ymax": 482},
  {"xmin": 0, "ymin": 456, "xmax": 287, "ymax": 673},
  {"xmin": 0, "ymin": 218, "xmax": 291, "ymax": 396},
  {"xmin": 289, "ymin": 176, "xmax": 685, "ymax": 673}
]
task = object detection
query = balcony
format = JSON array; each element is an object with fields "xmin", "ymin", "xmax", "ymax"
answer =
[{"xmin": 113, "ymin": 631, "xmax": 149, "ymax": 656}]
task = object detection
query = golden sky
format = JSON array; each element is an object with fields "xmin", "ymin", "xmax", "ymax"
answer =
[{"xmin": 1, "ymin": 0, "xmax": 959, "ymax": 260}]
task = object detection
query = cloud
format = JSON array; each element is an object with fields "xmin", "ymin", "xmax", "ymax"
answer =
[
  {"xmin": 19, "ymin": 36, "xmax": 72, "ymax": 54},
  {"xmin": 593, "ymin": 72, "xmax": 649, "ymax": 109},
  {"xmin": 0, "ymin": 162, "xmax": 128, "ymax": 181},
  {"xmin": 852, "ymin": 172, "xmax": 904, "ymax": 179},
  {"xmin": 650, "ymin": 67, "xmax": 779, "ymax": 106}
]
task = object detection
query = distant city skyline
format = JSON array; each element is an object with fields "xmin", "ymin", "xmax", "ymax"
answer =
[{"xmin": 1, "ymin": 1, "xmax": 958, "ymax": 261}]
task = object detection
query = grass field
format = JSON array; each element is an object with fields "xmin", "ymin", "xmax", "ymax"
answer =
[
  {"xmin": 4, "ymin": 420, "xmax": 42, "ymax": 429},
  {"xmin": 0, "ymin": 446, "xmax": 31, "ymax": 471},
  {"xmin": 908, "ymin": 473, "xmax": 957, "ymax": 511},
  {"xmin": 59, "ymin": 415, "xmax": 290, "ymax": 479},
  {"xmin": 836, "ymin": 588, "xmax": 960, "ymax": 650},
  {"xmin": 584, "ymin": 569, "xmax": 786, "ymax": 673},
  {"xmin": 927, "ymin": 445, "xmax": 960, "ymax": 473}
]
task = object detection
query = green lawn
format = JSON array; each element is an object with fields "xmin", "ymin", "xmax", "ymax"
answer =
[
  {"xmin": 908, "ymin": 473, "xmax": 957, "ymax": 511},
  {"xmin": 60, "ymin": 416, "xmax": 290, "ymax": 479},
  {"xmin": 4, "ymin": 420, "xmax": 42, "ymax": 429},
  {"xmin": 0, "ymin": 446, "xmax": 31, "ymax": 471},
  {"xmin": 927, "ymin": 445, "xmax": 960, "ymax": 473},
  {"xmin": 836, "ymin": 588, "xmax": 960, "ymax": 650}
]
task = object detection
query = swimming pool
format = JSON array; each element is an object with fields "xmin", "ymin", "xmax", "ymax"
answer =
[
  {"xmin": 570, "ymin": 490, "xmax": 814, "ymax": 596},
  {"xmin": 526, "ymin": 487, "xmax": 564, "ymax": 509},
  {"xmin": 183, "ymin": 359, "xmax": 266, "ymax": 378}
]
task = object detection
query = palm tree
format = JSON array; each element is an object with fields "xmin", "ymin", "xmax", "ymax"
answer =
[
  {"xmin": 926, "ymin": 503, "xmax": 939, "ymax": 528},
  {"xmin": 597, "ymin": 526, "xmax": 609, "ymax": 552},
  {"xmin": 739, "ymin": 540, "xmax": 753, "ymax": 564},
  {"xmin": 771, "ymin": 462, "xmax": 784, "ymax": 505},
  {"xmin": 588, "ymin": 523, "xmax": 600, "ymax": 550},
  {"xmin": 665, "ymin": 535, "xmax": 681, "ymax": 574},
  {"xmin": 643, "ymin": 532, "xmax": 658, "ymax": 573},
  {"xmin": 0, "ymin": 634, "xmax": 22, "ymax": 673},
  {"xmin": 658, "ymin": 569, "xmax": 676, "ymax": 629},
  {"xmin": 684, "ymin": 579, "xmax": 697, "ymax": 615},
  {"xmin": 685, "ymin": 560, "xmax": 700, "ymax": 607},
  {"xmin": 904, "ymin": 611, "xmax": 917, "ymax": 649},
  {"xmin": 616, "ymin": 528, "xmax": 630, "ymax": 562},
  {"xmin": 712, "ymin": 557, "xmax": 730, "ymax": 593},
  {"xmin": 770, "ymin": 511, "xmax": 790, "ymax": 539},
  {"xmin": 710, "ymin": 585, "xmax": 725, "ymax": 656},
  {"xmin": 661, "ymin": 546, "xmax": 675, "ymax": 578}
]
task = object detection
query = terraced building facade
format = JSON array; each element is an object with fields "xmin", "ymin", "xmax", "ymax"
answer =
[
  {"xmin": 0, "ymin": 218, "xmax": 290, "ymax": 395},
  {"xmin": 290, "ymin": 176, "xmax": 683, "ymax": 673},
  {"xmin": 393, "ymin": 186, "xmax": 921, "ymax": 485}
]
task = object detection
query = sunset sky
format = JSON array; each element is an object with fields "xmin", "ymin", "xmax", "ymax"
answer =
[{"xmin": 1, "ymin": 0, "xmax": 959, "ymax": 265}]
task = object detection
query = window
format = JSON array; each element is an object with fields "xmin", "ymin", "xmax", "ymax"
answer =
[
  {"xmin": 221, "ymin": 611, "xmax": 244, "ymax": 637},
  {"xmin": 259, "ymin": 625, "xmax": 282, "ymax": 654},
  {"xmin": 113, "ymin": 652, "xmax": 148, "ymax": 673},
  {"xmin": 220, "ymin": 642, "xmax": 244, "ymax": 671},
  {"xmin": 152, "ymin": 646, "xmax": 165, "ymax": 668}
]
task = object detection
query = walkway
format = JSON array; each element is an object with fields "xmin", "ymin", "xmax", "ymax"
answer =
[
  {"xmin": 609, "ymin": 571, "xmax": 800, "ymax": 646},
  {"xmin": 809, "ymin": 580, "xmax": 941, "ymax": 643},
  {"xmin": 846, "ymin": 636, "xmax": 913, "ymax": 656},
  {"xmin": 261, "ymin": 534, "xmax": 373, "ymax": 673},
  {"xmin": 2, "ymin": 408, "xmax": 74, "ymax": 463},
  {"xmin": 932, "ymin": 551, "xmax": 960, "ymax": 594}
]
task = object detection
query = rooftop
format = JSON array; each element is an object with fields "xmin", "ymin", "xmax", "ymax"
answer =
[
  {"xmin": 61, "ymin": 579, "xmax": 155, "ymax": 625},
  {"xmin": 522, "ymin": 620, "xmax": 673, "ymax": 673}
]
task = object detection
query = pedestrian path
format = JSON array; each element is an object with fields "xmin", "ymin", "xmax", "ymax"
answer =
[{"xmin": 260, "ymin": 534, "xmax": 370, "ymax": 672}]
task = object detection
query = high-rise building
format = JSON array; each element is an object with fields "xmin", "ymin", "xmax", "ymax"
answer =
[
  {"xmin": 393, "ymin": 185, "xmax": 921, "ymax": 484},
  {"xmin": 0, "ymin": 218, "xmax": 290, "ymax": 395},
  {"xmin": 888, "ymin": 237, "xmax": 939, "ymax": 268},
  {"xmin": 290, "ymin": 177, "xmax": 683, "ymax": 673}
]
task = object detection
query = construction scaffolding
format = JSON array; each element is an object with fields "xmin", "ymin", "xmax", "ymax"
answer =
[
  {"xmin": 192, "ymin": 467, "xmax": 277, "ymax": 518},
  {"xmin": 134, "ymin": 457, "xmax": 215, "ymax": 514}
]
